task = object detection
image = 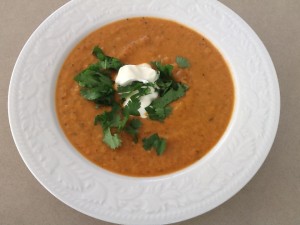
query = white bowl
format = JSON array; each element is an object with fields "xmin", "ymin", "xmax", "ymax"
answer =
[{"xmin": 8, "ymin": 0, "xmax": 280, "ymax": 224}]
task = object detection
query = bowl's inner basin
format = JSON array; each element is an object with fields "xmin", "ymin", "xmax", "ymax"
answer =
[{"xmin": 55, "ymin": 17, "xmax": 234, "ymax": 177}]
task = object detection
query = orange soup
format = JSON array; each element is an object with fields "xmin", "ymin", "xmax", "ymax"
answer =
[{"xmin": 56, "ymin": 17, "xmax": 234, "ymax": 177}]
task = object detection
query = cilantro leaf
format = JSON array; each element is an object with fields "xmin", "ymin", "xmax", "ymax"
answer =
[
  {"xmin": 142, "ymin": 62, "xmax": 189, "ymax": 122},
  {"xmin": 74, "ymin": 71, "xmax": 101, "ymax": 88},
  {"xmin": 117, "ymin": 82, "xmax": 143, "ymax": 99},
  {"xmin": 94, "ymin": 104, "xmax": 121, "ymax": 129},
  {"xmin": 152, "ymin": 61, "xmax": 178, "ymax": 98},
  {"xmin": 124, "ymin": 96, "xmax": 141, "ymax": 116},
  {"xmin": 145, "ymin": 83, "xmax": 188, "ymax": 121},
  {"xmin": 74, "ymin": 70, "xmax": 113, "ymax": 88},
  {"xmin": 80, "ymin": 87, "xmax": 113, "ymax": 101},
  {"xmin": 129, "ymin": 119, "xmax": 142, "ymax": 129},
  {"xmin": 94, "ymin": 104, "xmax": 124, "ymax": 149},
  {"xmin": 84, "ymin": 61, "xmax": 102, "ymax": 72},
  {"xmin": 145, "ymin": 105, "xmax": 172, "ymax": 121},
  {"xmin": 101, "ymin": 57, "xmax": 123, "ymax": 70},
  {"xmin": 151, "ymin": 61, "xmax": 173, "ymax": 79},
  {"xmin": 117, "ymin": 81, "xmax": 154, "ymax": 100},
  {"xmin": 92, "ymin": 46, "xmax": 123, "ymax": 70},
  {"xmin": 124, "ymin": 119, "xmax": 142, "ymax": 143},
  {"xmin": 155, "ymin": 79, "xmax": 173, "ymax": 96},
  {"xmin": 103, "ymin": 128, "xmax": 122, "ymax": 149},
  {"xmin": 93, "ymin": 94, "xmax": 115, "ymax": 106},
  {"xmin": 137, "ymin": 85, "xmax": 153, "ymax": 97},
  {"xmin": 176, "ymin": 56, "xmax": 190, "ymax": 68},
  {"xmin": 94, "ymin": 102, "xmax": 142, "ymax": 148},
  {"xmin": 92, "ymin": 46, "xmax": 106, "ymax": 60},
  {"xmin": 76, "ymin": 70, "xmax": 115, "ymax": 105},
  {"xmin": 74, "ymin": 47, "xmax": 123, "ymax": 107},
  {"xmin": 156, "ymin": 139, "xmax": 166, "ymax": 156},
  {"xmin": 118, "ymin": 111, "xmax": 129, "ymax": 130},
  {"xmin": 151, "ymin": 83, "xmax": 188, "ymax": 108},
  {"xmin": 142, "ymin": 133, "xmax": 167, "ymax": 155}
]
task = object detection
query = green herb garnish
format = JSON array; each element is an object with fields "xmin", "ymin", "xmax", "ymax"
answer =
[
  {"xmin": 94, "ymin": 104, "xmax": 122, "ymax": 149},
  {"xmin": 176, "ymin": 56, "xmax": 190, "ymax": 68},
  {"xmin": 117, "ymin": 81, "xmax": 154, "ymax": 100},
  {"xmin": 143, "ymin": 133, "xmax": 167, "ymax": 156},
  {"xmin": 124, "ymin": 119, "xmax": 142, "ymax": 143},
  {"xmin": 102, "ymin": 128, "xmax": 122, "ymax": 149},
  {"xmin": 145, "ymin": 105, "xmax": 172, "ymax": 121},
  {"xmin": 74, "ymin": 46, "xmax": 122, "ymax": 106},
  {"xmin": 151, "ymin": 61, "xmax": 173, "ymax": 78},
  {"xmin": 74, "ymin": 47, "xmax": 190, "ymax": 155},
  {"xmin": 124, "ymin": 95, "xmax": 141, "ymax": 116},
  {"xmin": 94, "ymin": 103, "xmax": 142, "ymax": 148},
  {"xmin": 151, "ymin": 83, "xmax": 188, "ymax": 108},
  {"xmin": 92, "ymin": 46, "xmax": 123, "ymax": 70},
  {"xmin": 145, "ymin": 61, "xmax": 189, "ymax": 121},
  {"xmin": 74, "ymin": 71, "xmax": 115, "ymax": 105},
  {"xmin": 94, "ymin": 104, "xmax": 121, "ymax": 128}
]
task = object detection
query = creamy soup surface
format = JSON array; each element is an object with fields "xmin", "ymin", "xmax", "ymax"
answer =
[{"xmin": 56, "ymin": 17, "xmax": 234, "ymax": 177}]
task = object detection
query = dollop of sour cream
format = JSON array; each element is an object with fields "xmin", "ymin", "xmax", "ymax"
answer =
[
  {"xmin": 115, "ymin": 63, "xmax": 158, "ymax": 85},
  {"xmin": 115, "ymin": 63, "xmax": 159, "ymax": 118}
]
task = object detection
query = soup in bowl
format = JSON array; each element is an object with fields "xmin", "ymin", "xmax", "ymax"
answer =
[{"xmin": 56, "ymin": 17, "xmax": 234, "ymax": 177}]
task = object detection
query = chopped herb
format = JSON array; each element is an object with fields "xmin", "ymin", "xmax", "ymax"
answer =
[
  {"xmin": 74, "ymin": 46, "xmax": 121, "ymax": 106},
  {"xmin": 118, "ymin": 111, "xmax": 129, "ymax": 130},
  {"xmin": 151, "ymin": 83, "xmax": 188, "ymax": 108},
  {"xmin": 117, "ymin": 81, "xmax": 154, "ymax": 100},
  {"xmin": 74, "ymin": 70, "xmax": 112, "ymax": 88},
  {"xmin": 94, "ymin": 104, "xmax": 121, "ymax": 128},
  {"xmin": 176, "ymin": 56, "xmax": 190, "ymax": 68},
  {"xmin": 151, "ymin": 61, "xmax": 173, "ymax": 79},
  {"xmin": 124, "ymin": 95, "xmax": 141, "ymax": 116},
  {"xmin": 117, "ymin": 82, "xmax": 143, "ymax": 99},
  {"xmin": 145, "ymin": 83, "xmax": 188, "ymax": 121},
  {"xmin": 92, "ymin": 46, "xmax": 106, "ymax": 61},
  {"xmin": 94, "ymin": 105, "xmax": 122, "ymax": 149},
  {"xmin": 80, "ymin": 87, "xmax": 112, "ymax": 101},
  {"xmin": 74, "ymin": 46, "xmax": 190, "ymax": 155},
  {"xmin": 142, "ymin": 133, "xmax": 166, "ymax": 156},
  {"xmin": 93, "ymin": 94, "xmax": 115, "ymax": 106},
  {"xmin": 155, "ymin": 79, "xmax": 173, "ymax": 96},
  {"xmin": 145, "ymin": 105, "xmax": 172, "ymax": 121},
  {"xmin": 103, "ymin": 128, "xmax": 122, "ymax": 149},
  {"xmin": 124, "ymin": 119, "xmax": 142, "ymax": 143},
  {"xmin": 92, "ymin": 46, "xmax": 123, "ymax": 70},
  {"xmin": 94, "ymin": 103, "xmax": 142, "ymax": 148}
]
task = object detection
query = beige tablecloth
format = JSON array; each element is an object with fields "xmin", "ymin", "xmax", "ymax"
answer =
[{"xmin": 1, "ymin": 0, "xmax": 299, "ymax": 224}]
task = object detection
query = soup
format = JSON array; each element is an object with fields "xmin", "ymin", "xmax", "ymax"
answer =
[{"xmin": 56, "ymin": 17, "xmax": 234, "ymax": 177}]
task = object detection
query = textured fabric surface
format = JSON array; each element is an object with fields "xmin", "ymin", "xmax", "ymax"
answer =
[{"xmin": 1, "ymin": 0, "xmax": 299, "ymax": 224}]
